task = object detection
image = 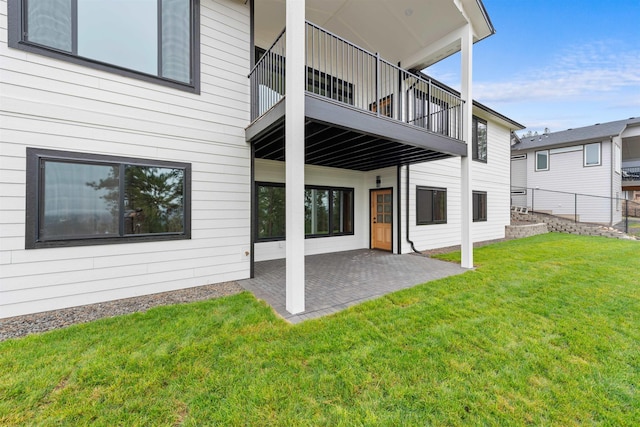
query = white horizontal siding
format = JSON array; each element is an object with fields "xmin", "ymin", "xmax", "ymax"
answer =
[
  {"xmin": 402, "ymin": 113, "xmax": 513, "ymax": 252},
  {"xmin": 523, "ymin": 141, "xmax": 616, "ymax": 223},
  {"xmin": 254, "ymin": 160, "xmax": 375, "ymax": 261},
  {"xmin": 0, "ymin": 0, "xmax": 253, "ymax": 318}
]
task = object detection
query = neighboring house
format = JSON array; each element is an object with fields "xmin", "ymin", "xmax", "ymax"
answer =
[
  {"xmin": 0, "ymin": 0, "xmax": 523, "ymax": 319},
  {"xmin": 511, "ymin": 118, "xmax": 640, "ymax": 224}
]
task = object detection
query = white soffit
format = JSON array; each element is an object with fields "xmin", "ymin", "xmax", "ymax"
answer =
[{"xmin": 254, "ymin": 0, "xmax": 493, "ymax": 66}]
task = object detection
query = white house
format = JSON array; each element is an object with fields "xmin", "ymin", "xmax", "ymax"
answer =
[
  {"xmin": 511, "ymin": 118, "xmax": 640, "ymax": 225},
  {"xmin": 0, "ymin": 0, "xmax": 523, "ymax": 319}
]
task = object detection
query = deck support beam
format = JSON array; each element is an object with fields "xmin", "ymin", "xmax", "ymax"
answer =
[
  {"xmin": 285, "ymin": 0, "xmax": 306, "ymax": 314},
  {"xmin": 460, "ymin": 22, "xmax": 474, "ymax": 269}
]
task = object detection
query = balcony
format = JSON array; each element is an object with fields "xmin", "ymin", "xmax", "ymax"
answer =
[
  {"xmin": 246, "ymin": 22, "xmax": 467, "ymax": 171},
  {"xmin": 622, "ymin": 166, "xmax": 640, "ymax": 189}
]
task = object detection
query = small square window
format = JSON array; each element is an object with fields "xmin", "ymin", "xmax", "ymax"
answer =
[{"xmin": 416, "ymin": 187, "xmax": 447, "ymax": 225}]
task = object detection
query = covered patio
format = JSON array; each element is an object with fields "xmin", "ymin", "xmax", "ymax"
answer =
[{"xmin": 239, "ymin": 249, "xmax": 466, "ymax": 323}]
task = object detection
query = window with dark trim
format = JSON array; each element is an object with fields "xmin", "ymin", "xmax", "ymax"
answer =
[
  {"xmin": 255, "ymin": 182, "xmax": 286, "ymax": 241},
  {"xmin": 26, "ymin": 148, "xmax": 191, "ymax": 248},
  {"xmin": 416, "ymin": 186, "xmax": 447, "ymax": 225},
  {"xmin": 473, "ymin": 191, "xmax": 487, "ymax": 222},
  {"xmin": 472, "ymin": 116, "xmax": 487, "ymax": 162},
  {"xmin": 410, "ymin": 89, "xmax": 449, "ymax": 135},
  {"xmin": 8, "ymin": 0, "xmax": 200, "ymax": 92},
  {"xmin": 255, "ymin": 183, "xmax": 354, "ymax": 241},
  {"xmin": 305, "ymin": 186, "xmax": 353, "ymax": 237},
  {"xmin": 307, "ymin": 68, "xmax": 354, "ymax": 105}
]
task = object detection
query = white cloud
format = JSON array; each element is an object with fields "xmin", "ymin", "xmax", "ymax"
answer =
[{"xmin": 475, "ymin": 40, "xmax": 640, "ymax": 104}]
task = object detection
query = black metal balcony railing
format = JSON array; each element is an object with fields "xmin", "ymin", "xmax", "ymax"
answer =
[
  {"xmin": 622, "ymin": 166, "xmax": 640, "ymax": 181},
  {"xmin": 249, "ymin": 21, "xmax": 464, "ymax": 141}
]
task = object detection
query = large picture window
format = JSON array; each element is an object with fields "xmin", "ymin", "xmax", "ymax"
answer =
[
  {"xmin": 26, "ymin": 148, "xmax": 191, "ymax": 248},
  {"xmin": 472, "ymin": 116, "xmax": 487, "ymax": 162},
  {"xmin": 473, "ymin": 191, "xmax": 487, "ymax": 222},
  {"xmin": 255, "ymin": 183, "xmax": 354, "ymax": 241},
  {"xmin": 416, "ymin": 186, "xmax": 447, "ymax": 225},
  {"xmin": 9, "ymin": 0, "xmax": 199, "ymax": 92}
]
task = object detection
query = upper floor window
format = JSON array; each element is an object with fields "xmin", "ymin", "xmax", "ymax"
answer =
[
  {"xmin": 9, "ymin": 0, "xmax": 199, "ymax": 92},
  {"xmin": 584, "ymin": 143, "xmax": 601, "ymax": 167},
  {"xmin": 535, "ymin": 150, "xmax": 549, "ymax": 171},
  {"xmin": 472, "ymin": 116, "xmax": 487, "ymax": 162},
  {"xmin": 26, "ymin": 148, "xmax": 191, "ymax": 248}
]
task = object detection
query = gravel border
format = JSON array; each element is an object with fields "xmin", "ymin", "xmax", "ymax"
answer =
[{"xmin": 0, "ymin": 281, "xmax": 244, "ymax": 342}]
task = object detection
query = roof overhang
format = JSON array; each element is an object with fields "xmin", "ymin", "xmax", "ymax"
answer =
[{"xmin": 254, "ymin": 0, "xmax": 495, "ymax": 70}]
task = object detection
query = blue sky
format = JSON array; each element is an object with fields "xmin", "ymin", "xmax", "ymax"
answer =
[{"xmin": 425, "ymin": 0, "xmax": 640, "ymax": 136}]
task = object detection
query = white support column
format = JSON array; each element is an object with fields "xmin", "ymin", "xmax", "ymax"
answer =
[
  {"xmin": 285, "ymin": 0, "xmax": 305, "ymax": 314},
  {"xmin": 460, "ymin": 23, "xmax": 474, "ymax": 269}
]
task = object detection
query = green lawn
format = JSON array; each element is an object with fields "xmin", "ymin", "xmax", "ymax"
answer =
[{"xmin": 1, "ymin": 233, "xmax": 639, "ymax": 426}]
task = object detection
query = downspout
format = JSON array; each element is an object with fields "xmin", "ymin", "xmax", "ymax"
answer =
[
  {"xmin": 610, "ymin": 137, "xmax": 613, "ymax": 227},
  {"xmin": 396, "ymin": 165, "xmax": 402, "ymax": 254},
  {"xmin": 249, "ymin": 0, "xmax": 255, "ymax": 278},
  {"xmin": 406, "ymin": 164, "xmax": 421, "ymax": 254}
]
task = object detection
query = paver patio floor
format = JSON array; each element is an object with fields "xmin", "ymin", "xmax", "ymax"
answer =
[{"xmin": 239, "ymin": 249, "xmax": 467, "ymax": 323}]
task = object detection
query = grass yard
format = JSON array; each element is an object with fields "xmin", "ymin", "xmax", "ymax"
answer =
[{"xmin": 1, "ymin": 233, "xmax": 639, "ymax": 425}]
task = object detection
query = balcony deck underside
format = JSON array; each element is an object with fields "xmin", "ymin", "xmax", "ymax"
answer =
[{"xmin": 246, "ymin": 95, "xmax": 467, "ymax": 172}]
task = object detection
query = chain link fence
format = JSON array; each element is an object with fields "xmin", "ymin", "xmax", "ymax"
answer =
[{"xmin": 511, "ymin": 187, "xmax": 640, "ymax": 236}]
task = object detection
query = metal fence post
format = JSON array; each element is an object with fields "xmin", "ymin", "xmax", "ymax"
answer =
[
  {"xmin": 575, "ymin": 193, "xmax": 577, "ymax": 223},
  {"xmin": 531, "ymin": 188, "xmax": 535, "ymax": 213},
  {"xmin": 626, "ymin": 197, "xmax": 629, "ymax": 234}
]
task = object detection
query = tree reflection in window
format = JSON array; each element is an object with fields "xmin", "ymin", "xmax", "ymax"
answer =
[
  {"xmin": 27, "ymin": 148, "xmax": 190, "ymax": 248},
  {"xmin": 86, "ymin": 166, "xmax": 184, "ymax": 235},
  {"xmin": 124, "ymin": 166, "xmax": 184, "ymax": 234}
]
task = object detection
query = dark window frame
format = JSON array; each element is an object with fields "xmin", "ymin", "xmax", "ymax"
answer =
[
  {"xmin": 473, "ymin": 191, "xmax": 487, "ymax": 222},
  {"xmin": 305, "ymin": 184, "xmax": 354, "ymax": 239},
  {"xmin": 26, "ymin": 148, "xmax": 191, "ymax": 249},
  {"xmin": 254, "ymin": 181, "xmax": 286, "ymax": 242},
  {"xmin": 307, "ymin": 68, "xmax": 354, "ymax": 105},
  {"xmin": 254, "ymin": 182, "xmax": 355, "ymax": 242},
  {"xmin": 472, "ymin": 116, "xmax": 488, "ymax": 163},
  {"xmin": 7, "ymin": 0, "xmax": 200, "ymax": 93},
  {"xmin": 416, "ymin": 186, "xmax": 447, "ymax": 225},
  {"xmin": 408, "ymin": 88, "xmax": 450, "ymax": 135}
]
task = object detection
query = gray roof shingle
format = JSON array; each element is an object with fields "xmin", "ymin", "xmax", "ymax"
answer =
[{"xmin": 512, "ymin": 117, "xmax": 640, "ymax": 151}]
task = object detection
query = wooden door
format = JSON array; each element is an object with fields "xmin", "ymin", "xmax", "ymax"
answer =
[{"xmin": 371, "ymin": 189, "xmax": 392, "ymax": 251}]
